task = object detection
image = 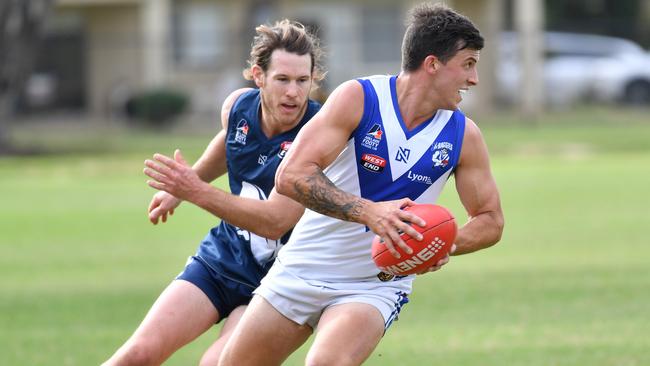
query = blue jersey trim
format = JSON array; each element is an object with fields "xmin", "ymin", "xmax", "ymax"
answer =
[
  {"xmin": 355, "ymin": 78, "xmax": 379, "ymax": 140},
  {"xmin": 353, "ymin": 78, "xmax": 465, "ymax": 204},
  {"xmin": 450, "ymin": 110, "xmax": 466, "ymax": 175},
  {"xmin": 390, "ymin": 75, "xmax": 435, "ymax": 140},
  {"xmin": 384, "ymin": 291, "xmax": 409, "ymax": 331}
]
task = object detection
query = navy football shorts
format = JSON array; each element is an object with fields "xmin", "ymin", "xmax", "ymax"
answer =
[{"xmin": 176, "ymin": 256, "xmax": 256, "ymax": 322}]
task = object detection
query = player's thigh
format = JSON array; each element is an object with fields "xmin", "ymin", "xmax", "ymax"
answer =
[
  {"xmin": 218, "ymin": 295, "xmax": 312, "ymax": 366},
  {"xmin": 306, "ymin": 302, "xmax": 385, "ymax": 366},
  {"xmin": 199, "ymin": 305, "xmax": 246, "ymax": 366},
  {"xmin": 129, "ymin": 280, "xmax": 219, "ymax": 354}
]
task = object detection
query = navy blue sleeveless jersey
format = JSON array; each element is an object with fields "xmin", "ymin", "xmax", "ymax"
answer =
[{"xmin": 196, "ymin": 89, "xmax": 321, "ymax": 288}]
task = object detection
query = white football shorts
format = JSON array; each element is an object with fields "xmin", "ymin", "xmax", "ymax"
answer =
[{"xmin": 253, "ymin": 259, "xmax": 411, "ymax": 331}]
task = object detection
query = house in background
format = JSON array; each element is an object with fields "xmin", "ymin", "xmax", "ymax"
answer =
[{"xmin": 36, "ymin": 0, "xmax": 504, "ymax": 122}]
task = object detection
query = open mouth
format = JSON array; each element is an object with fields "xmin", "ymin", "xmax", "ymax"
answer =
[
  {"xmin": 280, "ymin": 103, "xmax": 298, "ymax": 112},
  {"xmin": 457, "ymin": 89, "xmax": 469, "ymax": 102}
]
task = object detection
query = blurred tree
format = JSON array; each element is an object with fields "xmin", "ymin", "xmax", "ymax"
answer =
[
  {"xmin": 0, "ymin": 0, "xmax": 53, "ymax": 153},
  {"xmin": 546, "ymin": 0, "xmax": 646, "ymax": 47}
]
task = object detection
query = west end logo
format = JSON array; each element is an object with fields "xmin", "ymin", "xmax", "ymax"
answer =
[
  {"xmin": 431, "ymin": 141, "xmax": 453, "ymax": 168},
  {"xmin": 395, "ymin": 146, "xmax": 411, "ymax": 163},
  {"xmin": 235, "ymin": 119, "xmax": 249, "ymax": 144},
  {"xmin": 278, "ymin": 141, "xmax": 292, "ymax": 159},
  {"xmin": 361, "ymin": 123, "xmax": 383, "ymax": 150},
  {"xmin": 360, "ymin": 153, "xmax": 386, "ymax": 172}
]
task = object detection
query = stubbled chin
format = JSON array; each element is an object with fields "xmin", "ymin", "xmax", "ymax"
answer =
[{"xmin": 276, "ymin": 111, "xmax": 300, "ymax": 125}]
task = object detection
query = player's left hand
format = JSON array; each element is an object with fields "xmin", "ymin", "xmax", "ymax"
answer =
[
  {"xmin": 416, "ymin": 244, "xmax": 457, "ymax": 275},
  {"xmin": 144, "ymin": 149, "xmax": 206, "ymax": 202}
]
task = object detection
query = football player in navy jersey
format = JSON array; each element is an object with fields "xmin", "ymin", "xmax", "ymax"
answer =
[
  {"xmin": 219, "ymin": 4, "xmax": 504, "ymax": 366},
  {"xmin": 103, "ymin": 20, "xmax": 324, "ymax": 366}
]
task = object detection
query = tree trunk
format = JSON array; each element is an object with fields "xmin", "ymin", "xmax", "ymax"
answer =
[{"xmin": 0, "ymin": 0, "xmax": 53, "ymax": 153}]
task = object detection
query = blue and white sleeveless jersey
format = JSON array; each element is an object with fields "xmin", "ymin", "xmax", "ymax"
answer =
[
  {"xmin": 277, "ymin": 75, "xmax": 466, "ymax": 284},
  {"xmin": 196, "ymin": 89, "xmax": 321, "ymax": 288}
]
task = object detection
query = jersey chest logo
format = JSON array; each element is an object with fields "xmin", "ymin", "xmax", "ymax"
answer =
[
  {"xmin": 395, "ymin": 147, "xmax": 411, "ymax": 163},
  {"xmin": 258, "ymin": 154, "xmax": 268, "ymax": 165}
]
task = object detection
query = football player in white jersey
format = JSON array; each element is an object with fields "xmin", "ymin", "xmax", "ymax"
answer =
[{"xmin": 219, "ymin": 3, "xmax": 504, "ymax": 366}]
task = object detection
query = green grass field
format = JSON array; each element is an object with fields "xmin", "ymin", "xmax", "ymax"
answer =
[{"xmin": 1, "ymin": 107, "xmax": 649, "ymax": 365}]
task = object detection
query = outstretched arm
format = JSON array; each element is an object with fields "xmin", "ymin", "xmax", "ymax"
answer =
[
  {"xmin": 452, "ymin": 118, "xmax": 504, "ymax": 255},
  {"xmin": 144, "ymin": 88, "xmax": 250, "ymax": 225},
  {"xmin": 144, "ymin": 87, "xmax": 304, "ymax": 239},
  {"xmin": 145, "ymin": 149, "xmax": 304, "ymax": 240},
  {"xmin": 275, "ymin": 80, "xmax": 425, "ymax": 258}
]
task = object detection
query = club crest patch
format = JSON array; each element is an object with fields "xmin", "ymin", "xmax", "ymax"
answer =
[
  {"xmin": 377, "ymin": 271, "xmax": 395, "ymax": 282},
  {"xmin": 431, "ymin": 141, "xmax": 453, "ymax": 168},
  {"xmin": 235, "ymin": 119, "xmax": 249, "ymax": 144}
]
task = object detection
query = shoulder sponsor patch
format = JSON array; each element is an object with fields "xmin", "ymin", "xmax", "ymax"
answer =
[
  {"xmin": 235, "ymin": 119, "xmax": 249, "ymax": 144},
  {"xmin": 361, "ymin": 123, "xmax": 383, "ymax": 150},
  {"xmin": 278, "ymin": 140, "xmax": 292, "ymax": 159}
]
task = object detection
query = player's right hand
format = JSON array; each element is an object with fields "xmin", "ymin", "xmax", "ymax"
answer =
[
  {"xmin": 148, "ymin": 191, "xmax": 181, "ymax": 225},
  {"xmin": 365, "ymin": 198, "xmax": 426, "ymax": 259}
]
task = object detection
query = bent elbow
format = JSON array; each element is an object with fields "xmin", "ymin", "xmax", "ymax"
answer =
[
  {"xmin": 266, "ymin": 225, "xmax": 291, "ymax": 241},
  {"xmin": 265, "ymin": 230, "xmax": 284, "ymax": 241},
  {"xmin": 275, "ymin": 166, "xmax": 292, "ymax": 197},
  {"xmin": 491, "ymin": 214, "xmax": 505, "ymax": 245},
  {"xmin": 266, "ymin": 215, "xmax": 294, "ymax": 240},
  {"xmin": 275, "ymin": 176, "xmax": 292, "ymax": 197},
  {"xmin": 253, "ymin": 216, "xmax": 293, "ymax": 240}
]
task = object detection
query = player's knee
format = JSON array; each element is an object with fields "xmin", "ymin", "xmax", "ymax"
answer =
[
  {"xmin": 108, "ymin": 338, "xmax": 165, "ymax": 366},
  {"xmin": 305, "ymin": 350, "xmax": 358, "ymax": 366},
  {"xmin": 199, "ymin": 349, "xmax": 222, "ymax": 366}
]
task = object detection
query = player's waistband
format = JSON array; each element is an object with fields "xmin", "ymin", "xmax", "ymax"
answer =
[{"xmin": 273, "ymin": 257, "xmax": 414, "ymax": 291}]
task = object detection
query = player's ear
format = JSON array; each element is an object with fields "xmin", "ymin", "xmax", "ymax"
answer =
[
  {"xmin": 424, "ymin": 55, "xmax": 441, "ymax": 74},
  {"xmin": 251, "ymin": 65, "xmax": 265, "ymax": 88}
]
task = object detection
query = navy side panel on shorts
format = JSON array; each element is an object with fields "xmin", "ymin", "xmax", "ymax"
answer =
[{"xmin": 177, "ymin": 256, "xmax": 254, "ymax": 319}]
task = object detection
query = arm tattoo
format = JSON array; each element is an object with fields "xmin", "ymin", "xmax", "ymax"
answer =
[{"xmin": 292, "ymin": 169, "xmax": 365, "ymax": 222}]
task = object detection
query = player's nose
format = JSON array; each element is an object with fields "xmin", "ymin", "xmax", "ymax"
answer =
[
  {"xmin": 468, "ymin": 69, "xmax": 479, "ymax": 86},
  {"xmin": 286, "ymin": 81, "xmax": 300, "ymax": 98}
]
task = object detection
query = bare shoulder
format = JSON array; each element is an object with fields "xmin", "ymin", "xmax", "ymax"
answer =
[
  {"xmin": 324, "ymin": 80, "xmax": 363, "ymax": 106},
  {"xmin": 220, "ymin": 87, "xmax": 254, "ymax": 129},
  {"xmin": 459, "ymin": 116, "xmax": 490, "ymax": 166},
  {"xmin": 463, "ymin": 117, "xmax": 484, "ymax": 142},
  {"xmin": 318, "ymin": 80, "xmax": 365, "ymax": 128}
]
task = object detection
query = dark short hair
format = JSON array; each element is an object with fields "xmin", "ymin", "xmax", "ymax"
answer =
[
  {"xmin": 401, "ymin": 3, "xmax": 484, "ymax": 71},
  {"xmin": 243, "ymin": 19, "xmax": 325, "ymax": 84}
]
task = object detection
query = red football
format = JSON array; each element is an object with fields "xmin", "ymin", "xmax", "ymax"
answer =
[{"xmin": 371, "ymin": 204, "xmax": 457, "ymax": 275}]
